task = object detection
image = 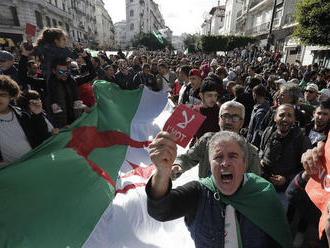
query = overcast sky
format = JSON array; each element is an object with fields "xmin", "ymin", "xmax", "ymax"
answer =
[{"xmin": 104, "ymin": 0, "xmax": 225, "ymax": 36}]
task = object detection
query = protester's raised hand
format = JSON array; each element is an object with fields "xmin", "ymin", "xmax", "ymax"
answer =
[
  {"xmin": 149, "ymin": 132, "xmax": 177, "ymax": 173},
  {"xmin": 301, "ymin": 141, "xmax": 325, "ymax": 176},
  {"xmin": 20, "ymin": 42, "xmax": 33, "ymax": 57}
]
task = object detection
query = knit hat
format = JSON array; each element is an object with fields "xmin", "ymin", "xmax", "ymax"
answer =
[
  {"xmin": 0, "ymin": 50, "xmax": 14, "ymax": 61},
  {"xmin": 189, "ymin": 69, "xmax": 201, "ymax": 78}
]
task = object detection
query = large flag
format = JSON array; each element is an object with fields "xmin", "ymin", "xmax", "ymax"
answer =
[{"xmin": 0, "ymin": 81, "xmax": 184, "ymax": 247}]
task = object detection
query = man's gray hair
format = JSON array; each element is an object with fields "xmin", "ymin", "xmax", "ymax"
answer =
[
  {"xmin": 208, "ymin": 131, "xmax": 248, "ymax": 162},
  {"xmin": 280, "ymin": 83, "xmax": 301, "ymax": 104},
  {"xmin": 219, "ymin": 101, "xmax": 245, "ymax": 120}
]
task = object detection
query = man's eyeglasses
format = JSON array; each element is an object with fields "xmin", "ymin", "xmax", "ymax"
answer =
[
  {"xmin": 304, "ymin": 90, "xmax": 317, "ymax": 94},
  {"xmin": 57, "ymin": 70, "xmax": 70, "ymax": 75},
  {"xmin": 220, "ymin": 113, "xmax": 243, "ymax": 122}
]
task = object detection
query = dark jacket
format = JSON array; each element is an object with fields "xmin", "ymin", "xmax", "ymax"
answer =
[
  {"xmin": 0, "ymin": 106, "xmax": 50, "ymax": 162},
  {"xmin": 18, "ymin": 55, "xmax": 46, "ymax": 94},
  {"xmin": 114, "ymin": 70, "xmax": 134, "ymax": 89},
  {"xmin": 48, "ymin": 74, "xmax": 79, "ymax": 127},
  {"xmin": 247, "ymin": 101, "xmax": 270, "ymax": 147},
  {"xmin": 33, "ymin": 43, "xmax": 76, "ymax": 82},
  {"xmin": 146, "ymin": 179, "xmax": 279, "ymax": 248},
  {"xmin": 132, "ymin": 71, "xmax": 158, "ymax": 90},
  {"xmin": 259, "ymin": 126, "xmax": 312, "ymax": 191}
]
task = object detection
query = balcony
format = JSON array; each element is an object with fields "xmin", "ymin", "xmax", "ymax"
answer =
[
  {"xmin": 249, "ymin": 0, "xmax": 272, "ymax": 12},
  {"xmin": 246, "ymin": 21, "xmax": 270, "ymax": 35}
]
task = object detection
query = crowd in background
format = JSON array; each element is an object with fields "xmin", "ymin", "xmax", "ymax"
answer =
[{"xmin": 0, "ymin": 27, "xmax": 330, "ymax": 247}]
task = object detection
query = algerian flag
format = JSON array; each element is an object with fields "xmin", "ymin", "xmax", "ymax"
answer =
[
  {"xmin": 0, "ymin": 81, "xmax": 175, "ymax": 247},
  {"xmin": 152, "ymin": 30, "xmax": 164, "ymax": 44},
  {"xmin": 184, "ymin": 48, "xmax": 189, "ymax": 55},
  {"xmin": 84, "ymin": 48, "xmax": 99, "ymax": 57}
]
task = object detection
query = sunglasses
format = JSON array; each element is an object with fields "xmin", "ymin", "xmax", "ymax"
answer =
[
  {"xmin": 304, "ymin": 90, "xmax": 317, "ymax": 94},
  {"xmin": 57, "ymin": 70, "xmax": 70, "ymax": 75}
]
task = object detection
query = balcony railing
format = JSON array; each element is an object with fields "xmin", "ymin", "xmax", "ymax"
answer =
[{"xmin": 246, "ymin": 21, "xmax": 270, "ymax": 35}]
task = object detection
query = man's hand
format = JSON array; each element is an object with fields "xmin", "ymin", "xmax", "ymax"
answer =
[
  {"xmin": 0, "ymin": 161, "xmax": 9, "ymax": 166},
  {"xmin": 148, "ymin": 132, "xmax": 177, "ymax": 199},
  {"xmin": 269, "ymin": 174, "xmax": 286, "ymax": 186},
  {"xmin": 29, "ymin": 99, "xmax": 43, "ymax": 114},
  {"xmin": 149, "ymin": 132, "xmax": 177, "ymax": 173},
  {"xmin": 20, "ymin": 43, "xmax": 33, "ymax": 57},
  {"xmin": 301, "ymin": 141, "xmax": 325, "ymax": 176}
]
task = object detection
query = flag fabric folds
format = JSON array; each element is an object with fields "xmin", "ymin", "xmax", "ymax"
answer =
[
  {"xmin": 152, "ymin": 30, "xmax": 164, "ymax": 44},
  {"xmin": 0, "ymin": 81, "xmax": 175, "ymax": 247}
]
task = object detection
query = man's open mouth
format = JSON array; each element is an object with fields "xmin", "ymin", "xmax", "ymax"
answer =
[{"xmin": 221, "ymin": 172, "xmax": 233, "ymax": 182}]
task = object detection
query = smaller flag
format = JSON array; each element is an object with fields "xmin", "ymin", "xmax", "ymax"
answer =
[
  {"xmin": 152, "ymin": 31, "xmax": 163, "ymax": 44},
  {"xmin": 184, "ymin": 48, "xmax": 189, "ymax": 55}
]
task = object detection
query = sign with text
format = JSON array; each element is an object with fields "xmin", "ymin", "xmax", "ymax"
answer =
[
  {"xmin": 25, "ymin": 23, "xmax": 36, "ymax": 36},
  {"xmin": 305, "ymin": 133, "xmax": 330, "ymax": 238},
  {"xmin": 163, "ymin": 104, "xmax": 206, "ymax": 148}
]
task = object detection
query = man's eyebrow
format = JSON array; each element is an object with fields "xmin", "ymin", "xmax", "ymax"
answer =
[{"xmin": 228, "ymin": 152, "xmax": 239, "ymax": 157}]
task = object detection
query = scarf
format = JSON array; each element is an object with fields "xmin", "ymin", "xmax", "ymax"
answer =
[{"xmin": 200, "ymin": 173, "xmax": 292, "ymax": 248}]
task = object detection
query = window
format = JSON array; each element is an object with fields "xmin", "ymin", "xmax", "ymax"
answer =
[
  {"xmin": 52, "ymin": 19, "xmax": 57, "ymax": 27},
  {"xmin": 65, "ymin": 23, "xmax": 70, "ymax": 32},
  {"xmin": 35, "ymin": 11, "xmax": 43, "ymax": 29},
  {"xmin": 130, "ymin": 23, "xmax": 134, "ymax": 30},
  {"xmin": 46, "ymin": 16, "xmax": 51, "ymax": 27},
  {"xmin": 130, "ymin": 0, "xmax": 133, "ymax": 2},
  {"xmin": 58, "ymin": 21, "xmax": 62, "ymax": 27},
  {"xmin": 54, "ymin": 0, "xmax": 58, "ymax": 7},
  {"xmin": 130, "ymin": 10, "xmax": 134, "ymax": 17},
  {"xmin": 10, "ymin": 6, "xmax": 20, "ymax": 26},
  {"xmin": 62, "ymin": 2, "xmax": 66, "ymax": 11},
  {"xmin": 0, "ymin": 6, "xmax": 19, "ymax": 26}
]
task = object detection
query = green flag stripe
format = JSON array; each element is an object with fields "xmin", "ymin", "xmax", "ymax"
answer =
[{"xmin": 0, "ymin": 81, "xmax": 145, "ymax": 247}]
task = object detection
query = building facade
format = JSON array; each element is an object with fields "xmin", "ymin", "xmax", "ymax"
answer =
[
  {"xmin": 201, "ymin": 5, "xmax": 226, "ymax": 35},
  {"xmin": 95, "ymin": 0, "xmax": 115, "ymax": 49},
  {"xmin": 114, "ymin": 20, "xmax": 128, "ymax": 49},
  {"xmin": 125, "ymin": 0, "xmax": 170, "ymax": 47},
  {"xmin": 221, "ymin": 0, "xmax": 242, "ymax": 35},
  {"xmin": 0, "ymin": 0, "xmax": 115, "ymax": 49}
]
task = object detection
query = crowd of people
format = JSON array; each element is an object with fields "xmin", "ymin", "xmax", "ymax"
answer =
[{"xmin": 0, "ymin": 26, "xmax": 330, "ymax": 247}]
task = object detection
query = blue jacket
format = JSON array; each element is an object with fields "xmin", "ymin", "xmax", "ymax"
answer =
[{"xmin": 188, "ymin": 184, "xmax": 278, "ymax": 248}]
